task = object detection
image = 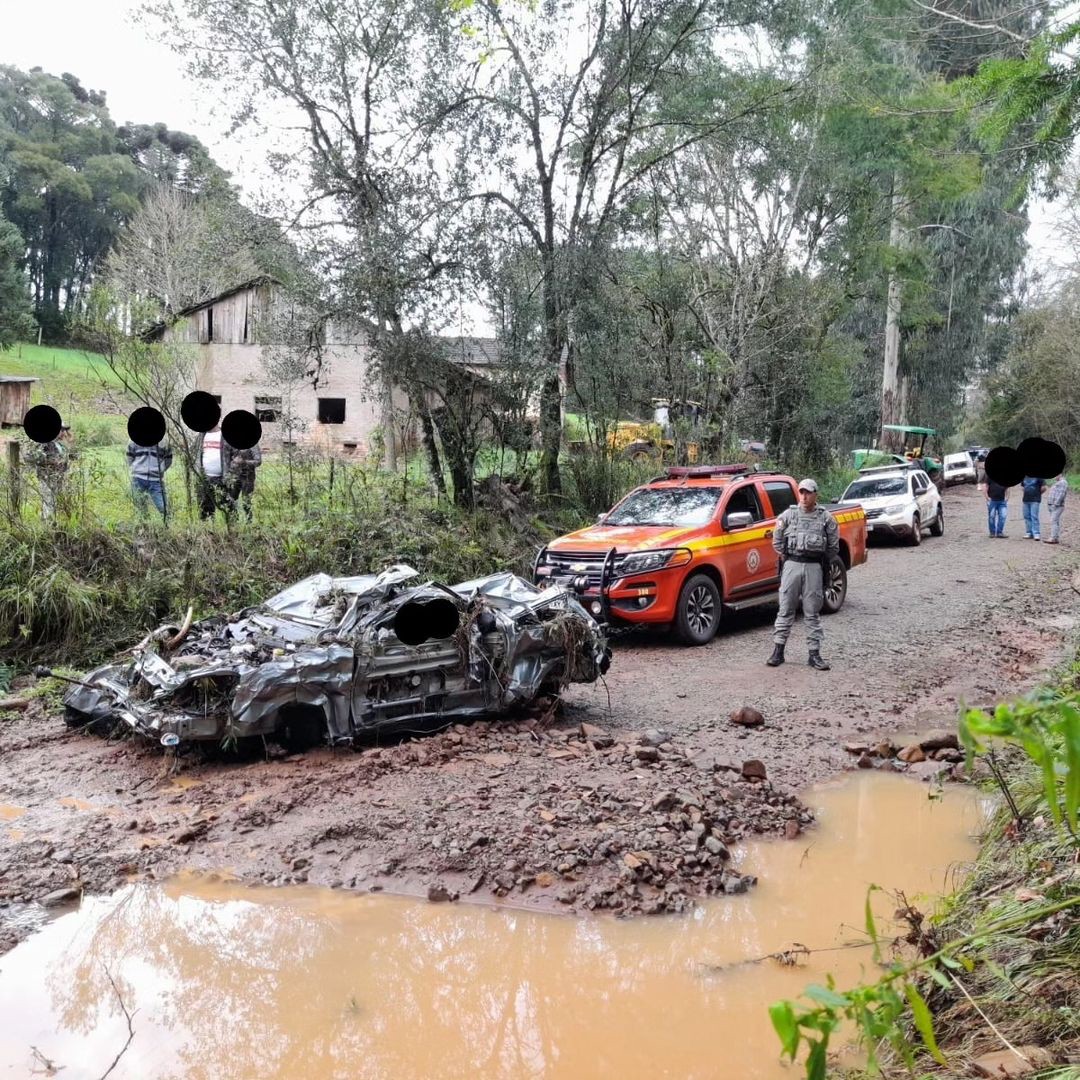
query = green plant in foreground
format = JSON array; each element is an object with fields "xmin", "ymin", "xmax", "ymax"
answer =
[
  {"xmin": 770, "ymin": 888, "xmax": 1080, "ymax": 1078},
  {"xmin": 960, "ymin": 691, "xmax": 1080, "ymax": 835},
  {"xmin": 772, "ymin": 689, "xmax": 1080, "ymax": 1078}
]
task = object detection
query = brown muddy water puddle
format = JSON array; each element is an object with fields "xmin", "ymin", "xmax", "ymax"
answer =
[{"xmin": 0, "ymin": 772, "xmax": 989, "ymax": 1080}]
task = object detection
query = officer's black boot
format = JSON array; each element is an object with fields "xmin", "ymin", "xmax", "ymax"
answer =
[
  {"xmin": 766, "ymin": 643, "xmax": 785, "ymax": 667},
  {"xmin": 808, "ymin": 651, "xmax": 831, "ymax": 671}
]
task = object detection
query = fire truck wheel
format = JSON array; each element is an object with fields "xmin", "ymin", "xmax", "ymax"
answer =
[{"xmin": 674, "ymin": 573, "xmax": 722, "ymax": 645}]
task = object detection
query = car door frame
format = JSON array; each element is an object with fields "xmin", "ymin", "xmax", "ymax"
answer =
[
  {"xmin": 911, "ymin": 470, "xmax": 935, "ymax": 521},
  {"xmin": 719, "ymin": 480, "xmax": 775, "ymax": 596}
]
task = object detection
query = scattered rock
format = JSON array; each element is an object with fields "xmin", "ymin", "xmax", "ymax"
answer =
[
  {"xmin": 784, "ymin": 819, "xmax": 801, "ymax": 840},
  {"xmin": 729, "ymin": 707, "xmax": 764, "ymax": 728},
  {"xmin": 741, "ymin": 759, "xmax": 767, "ymax": 782},
  {"xmin": 634, "ymin": 746, "xmax": 661, "ymax": 763},
  {"xmin": 39, "ymin": 887, "xmax": 81, "ymax": 908},
  {"xmin": 856, "ymin": 753, "xmax": 875, "ymax": 769},
  {"xmin": 874, "ymin": 740, "xmax": 897, "ymax": 758},
  {"xmin": 918, "ymin": 729, "xmax": 960, "ymax": 752},
  {"xmin": 906, "ymin": 760, "xmax": 949, "ymax": 781},
  {"xmin": 639, "ymin": 729, "xmax": 672, "ymax": 748},
  {"xmin": 426, "ymin": 883, "xmax": 457, "ymax": 903},
  {"xmin": 844, "ymin": 742, "xmax": 870, "ymax": 755},
  {"xmin": 897, "ymin": 744, "xmax": 925, "ymax": 763},
  {"xmin": 290, "ymin": 856, "xmax": 310, "ymax": 871},
  {"xmin": 971, "ymin": 1046, "xmax": 1054, "ymax": 1078}
]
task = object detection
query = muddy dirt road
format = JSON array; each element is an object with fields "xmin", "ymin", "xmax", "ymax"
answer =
[{"xmin": 1, "ymin": 485, "xmax": 1077, "ymax": 950}]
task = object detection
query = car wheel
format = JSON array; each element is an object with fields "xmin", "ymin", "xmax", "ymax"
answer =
[
  {"xmin": 909, "ymin": 512, "xmax": 922, "ymax": 546},
  {"xmin": 929, "ymin": 505, "xmax": 945, "ymax": 536},
  {"xmin": 674, "ymin": 573, "xmax": 722, "ymax": 645},
  {"xmin": 821, "ymin": 557, "xmax": 848, "ymax": 614}
]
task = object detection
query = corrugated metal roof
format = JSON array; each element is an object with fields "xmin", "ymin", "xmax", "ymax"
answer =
[{"xmin": 0, "ymin": 375, "xmax": 39, "ymax": 383}]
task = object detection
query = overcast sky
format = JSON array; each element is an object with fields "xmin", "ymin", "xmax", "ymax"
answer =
[
  {"xmin": 4, "ymin": 0, "xmax": 1072, "ymax": 277},
  {"xmin": 4, "ymin": 0, "xmax": 265, "ymax": 189}
]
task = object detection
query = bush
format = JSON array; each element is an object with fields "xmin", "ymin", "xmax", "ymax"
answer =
[{"xmin": 0, "ymin": 479, "xmax": 579, "ymax": 667}]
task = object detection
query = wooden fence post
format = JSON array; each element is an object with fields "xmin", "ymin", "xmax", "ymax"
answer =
[{"xmin": 7, "ymin": 440, "xmax": 20, "ymax": 518}]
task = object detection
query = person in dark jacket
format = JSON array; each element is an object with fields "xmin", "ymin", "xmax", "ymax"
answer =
[
  {"xmin": 1021, "ymin": 476, "xmax": 1045, "ymax": 540},
  {"xmin": 127, "ymin": 439, "xmax": 173, "ymax": 517},
  {"xmin": 229, "ymin": 445, "xmax": 262, "ymax": 521},
  {"xmin": 28, "ymin": 425, "xmax": 72, "ymax": 519},
  {"xmin": 985, "ymin": 475, "xmax": 1009, "ymax": 538}
]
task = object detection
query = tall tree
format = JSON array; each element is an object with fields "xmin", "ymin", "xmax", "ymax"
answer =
[
  {"xmin": 439, "ymin": 0, "xmax": 783, "ymax": 491},
  {"xmin": 0, "ymin": 209, "xmax": 33, "ymax": 348},
  {"xmin": 0, "ymin": 67, "xmax": 143, "ymax": 339}
]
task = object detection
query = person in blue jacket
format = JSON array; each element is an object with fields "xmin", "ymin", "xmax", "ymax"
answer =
[{"xmin": 1021, "ymin": 475, "xmax": 1046, "ymax": 540}]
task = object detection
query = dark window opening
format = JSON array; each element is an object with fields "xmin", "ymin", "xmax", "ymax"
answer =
[
  {"xmin": 318, "ymin": 398, "xmax": 346, "ymax": 424},
  {"xmin": 206, "ymin": 307, "xmax": 214, "ymax": 343},
  {"xmin": 724, "ymin": 484, "xmax": 765, "ymax": 522},
  {"xmin": 764, "ymin": 482, "xmax": 797, "ymax": 516},
  {"xmin": 255, "ymin": 395, "xmax": 282, "ymax": 423}
]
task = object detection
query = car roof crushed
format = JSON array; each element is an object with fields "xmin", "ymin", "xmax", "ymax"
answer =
[{"xmin": 62, "ymin": 566, "xmax": 610, "ymax": 748}]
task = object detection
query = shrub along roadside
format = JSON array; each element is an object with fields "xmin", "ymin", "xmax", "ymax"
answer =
[
  {"xmin": 0, "ymin": 498, "xmax": 574, "ymax": 669},
  {"xmin": 771, "ymin": 669, "xmax": 1080, "ymax": 1079}
]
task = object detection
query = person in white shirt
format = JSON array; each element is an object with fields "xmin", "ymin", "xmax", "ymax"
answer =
[{"xmin": 195, "ymin": 421, "xmax": 236, "ymax": 521}]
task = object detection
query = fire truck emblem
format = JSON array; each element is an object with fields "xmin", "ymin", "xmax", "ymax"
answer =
[{"xmin": 746, "ymin": 548, "xmax": 761, "ymax": 573}]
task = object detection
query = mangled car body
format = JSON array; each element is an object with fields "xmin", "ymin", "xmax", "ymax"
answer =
[{"xmin": 63, "ymin": 566, "xmax": 610, "ymax": 747}]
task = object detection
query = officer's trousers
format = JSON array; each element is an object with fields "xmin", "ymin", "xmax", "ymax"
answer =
[{"xmin": 772, "ymin": 561, "xmax": 824, "ymax": 649}]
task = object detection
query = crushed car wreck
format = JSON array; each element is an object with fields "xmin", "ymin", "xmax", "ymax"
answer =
[{"xmin": 61, "ymin": 566, "xmax": 610, "ymax": 748}]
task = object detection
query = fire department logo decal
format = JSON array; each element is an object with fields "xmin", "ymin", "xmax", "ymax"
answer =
[{"xmin": 746, "ymin": 548, "xmax": 761, "ymax": 573}]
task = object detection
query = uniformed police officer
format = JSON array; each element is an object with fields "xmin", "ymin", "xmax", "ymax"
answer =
[{"xmin": 767, "ymin": 478, "xmax": 839, "ymax": 671}]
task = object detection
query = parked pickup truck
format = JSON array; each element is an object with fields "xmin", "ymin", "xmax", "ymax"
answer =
[{"xmin": 534, "ymin": 465, "xmax": 868, "ymax": 645}]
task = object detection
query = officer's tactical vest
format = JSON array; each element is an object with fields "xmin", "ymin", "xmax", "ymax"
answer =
[{"xmin": 780, "ymin": 507, "xmax": 829, "ymax": 557}]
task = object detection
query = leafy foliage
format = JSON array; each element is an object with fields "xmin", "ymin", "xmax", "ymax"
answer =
[{"xmin": 773, "ymin": 675, "xmax": 1080, "ymax": 1078}]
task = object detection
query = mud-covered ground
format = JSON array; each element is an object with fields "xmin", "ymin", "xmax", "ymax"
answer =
[{"xmin": 2, "ymin": 485, "xmax": 1077, "ymax": 952}]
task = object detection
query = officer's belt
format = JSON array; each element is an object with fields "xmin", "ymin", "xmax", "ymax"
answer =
[{"xmin": 784, "ymin": 555, "xmax": 824, "ymax": 563}]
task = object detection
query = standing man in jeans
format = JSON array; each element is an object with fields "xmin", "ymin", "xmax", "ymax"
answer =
[
  {"xmin": 1021, "ymin": 475, "xmax": 1045, "ymax": 540},
  {"xmin": 127, "ymin": 438, "xmax": 173, "ymax": 518},
  {"xmin": 985, "ymin": 475, "xmax": 1009, "ymax": 538},
  {"xmin": 1046, "ymin": 474, "xmax": 1068, "ymax": 545}
]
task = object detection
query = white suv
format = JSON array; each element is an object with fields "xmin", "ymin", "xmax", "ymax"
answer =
[
  {"xmin": 838, "ymin": 466, "xmax": 944, "ymax": 546},
  {"xmin": 943, "ymin": 451, "xmax": 977, "ymax": 485}
]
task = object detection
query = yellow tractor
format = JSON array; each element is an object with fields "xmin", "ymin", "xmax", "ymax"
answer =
[{"xmin": 609, "ymin": 399, "xmax": 702, "ymax": 463}]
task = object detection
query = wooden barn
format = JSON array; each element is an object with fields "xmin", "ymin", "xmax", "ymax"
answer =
[{"xmin": 0, "ymin": 376, "xmax": 38, "ymax": 428}]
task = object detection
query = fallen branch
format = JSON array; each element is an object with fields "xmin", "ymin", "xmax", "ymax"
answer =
[
  {"xmin": 949, "ymin": 972, "xmax": 1031, "ymax": 1064},
  {"xmin": 0, "ymin": 697, "xmax": 31, "ymax": 711},
  {"xmin": 98, "ymin": 965, "xmax": 137, "ymax": 1080},
  {"xmin": 164, "ymin": 605, "xmax": 194, "ymax": 652}
]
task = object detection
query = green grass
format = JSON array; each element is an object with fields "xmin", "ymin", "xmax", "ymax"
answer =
[{"xmin": 0, "ymin": 342, "xmax": 126, "ymax": 409}]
